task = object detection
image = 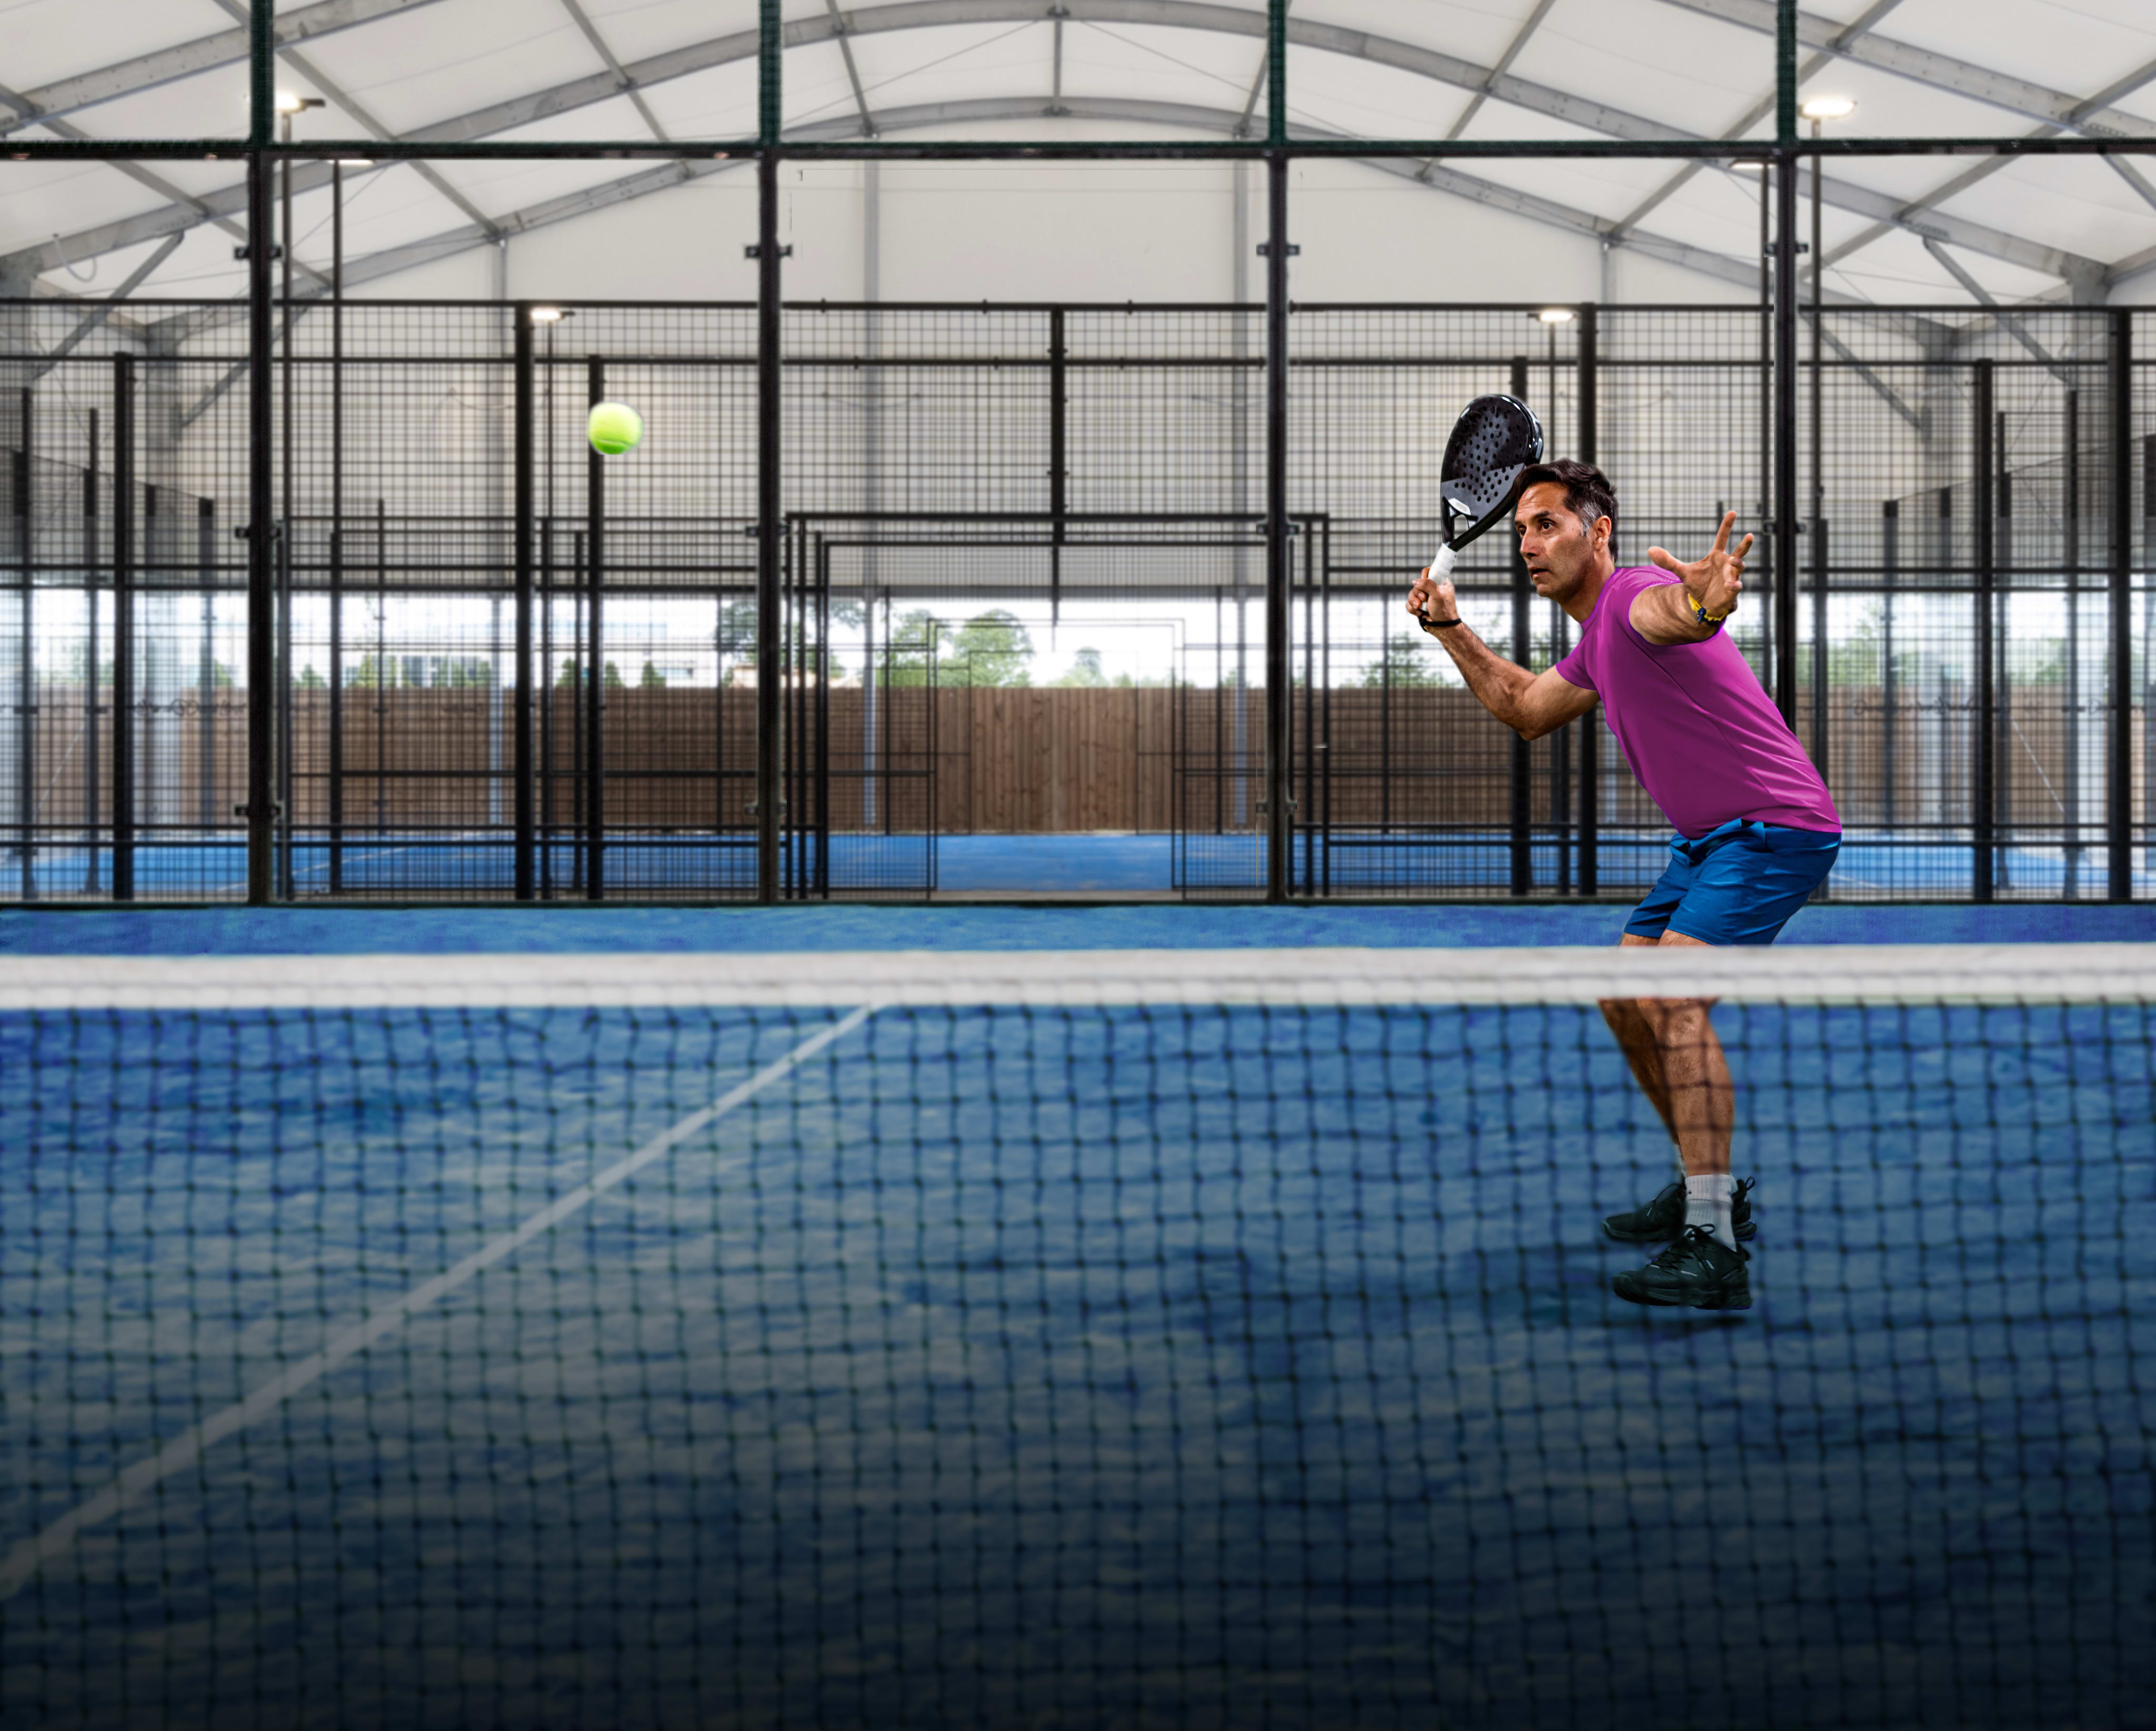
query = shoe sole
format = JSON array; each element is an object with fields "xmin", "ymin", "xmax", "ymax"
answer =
[
  {"xmin": 1602, "ymin": 1219, "xmax": 1758, "ymax": 1245},
  {"xmin": 1610, "ymin": 1278, "xmax": 1753, "ymax": 1311}
]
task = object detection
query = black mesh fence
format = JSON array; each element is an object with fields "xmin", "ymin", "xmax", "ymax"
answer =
[{"xmin": 0, "ymin": 298, "xmax": 2148, "ymax": 902}]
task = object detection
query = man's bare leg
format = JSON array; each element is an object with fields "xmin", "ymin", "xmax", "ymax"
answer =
[
  {"xmin": 1641, "ymin": 930, "xmax": 1733, "ymax": 1179},
  {"xmin": 1601, "ymin": 930, "xmax": 1732, "ymax": 1177},
  {"xmin": 1600, "ymin": 930, "xmax": 1744, "ymax": 1266},
  {"xmin": 1600, "ymin": 932, "xmax": 1681, "ymax": 1151}
]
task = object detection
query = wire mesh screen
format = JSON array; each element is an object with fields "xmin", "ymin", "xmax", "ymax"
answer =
[
  {"xmin": 0, "ymin": 299, "xmax": 2148, "ymax": 903},
  {"xmin": 1802, "ymin": 310, "xmax": 2131, "ymax": 901},
  {"xmin": 0, "ymin": 310, "xmax": 252, "ymax": 902}
]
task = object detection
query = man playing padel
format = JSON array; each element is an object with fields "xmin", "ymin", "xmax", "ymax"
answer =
[{"xmin": 1406, "ymin": 459, "xmax": 1840, "ymax": 1312}]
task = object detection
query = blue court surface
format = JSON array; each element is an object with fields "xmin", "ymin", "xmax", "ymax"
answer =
[
  {"xmin": 22, "ymin": 830, "xmax": 2149, "ymax": 901},
  {"xmin": 4, "ymin": 898, "xmax": 2153, "ymax": 958},
  {"xmin": 2, "ymin": 911, "xmax": 2152, "ymax": 1729}
]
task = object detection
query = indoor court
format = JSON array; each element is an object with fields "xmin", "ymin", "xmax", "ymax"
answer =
[{"xmin": 2, "ymin": 3, "xmax": 2154, "ymax": 1727}]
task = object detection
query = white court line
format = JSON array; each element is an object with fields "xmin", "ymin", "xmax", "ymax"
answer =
[{"xmin": 0, "ymin": 1002, "xmax": 879, "ymax": 1604}]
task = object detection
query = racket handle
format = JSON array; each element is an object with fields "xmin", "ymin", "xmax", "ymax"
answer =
[{"xmin": 1419, "ymin": 543, "xmax": 1456, "ymax": 619}]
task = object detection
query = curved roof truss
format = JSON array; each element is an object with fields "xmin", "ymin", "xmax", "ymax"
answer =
[{"xmin": 3, "ymin": 0, "xmax": 2149, "ymax": 302}]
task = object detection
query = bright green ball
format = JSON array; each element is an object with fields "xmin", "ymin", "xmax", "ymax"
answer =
[{"xmin": 587, "ymin": 401, "xmax": 643, "ymax": 456}]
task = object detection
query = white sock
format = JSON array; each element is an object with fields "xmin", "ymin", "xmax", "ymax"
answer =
[{"xmin": 1684, "ymin": 1172, "xmax": 1736, "ymax": 1250}]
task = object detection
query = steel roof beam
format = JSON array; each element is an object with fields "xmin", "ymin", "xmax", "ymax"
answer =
[
  {"xmin": 1443, "ymin": 0, "xmax": 1559, "ymax": 143},
  {"xmin": 26, "ymin": 234, "xmax": 186, "ymax": 382},
  {"xmin": 162, "ymin": 96, "xmax": 1802, "ymax": 336},
  {"xmin": 1, "ymin": 0, "xmax": 2110, "ymax": 290},
  {"xmin": 1609, "ymin": 0, "xmax": 1904, "ymax": 244},
  {"xmin": 201, "ymin": 0, "xmax": 505, "ymax": 242},
  {"xmin": 0, "ymin": 0, "xmax": 452, "ymax": 137},
  {"xmin": 562, "ymin": 0, "xmax": 674, "ymax": 141},
  {"xmin": 1659, "ymin": 0, "xmax": 2156, "ymax": 140}
]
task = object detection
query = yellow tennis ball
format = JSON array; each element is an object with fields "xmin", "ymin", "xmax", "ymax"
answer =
[{"xmin": 587, "ymin": 401, "xmax": 643, "ymax": 455}]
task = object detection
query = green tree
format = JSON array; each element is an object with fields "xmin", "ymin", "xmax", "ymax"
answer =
[
  {"xmin": 883, "ymin": 609, "xmax": 951, "ymax": 688},
  {"xmin": 640, "ymin": 659, "xmax": 666, "ymax": 689},
  {"xmin": 718, "ymin": 598, "xmax": 864, "ymax": 681},
  {"xmin": 351, "ymin": 653, "xmax": 400, "ymax": 689},
  {"xmin": 1053, "ymin": 647, "xmax": 1109, "ymax": 688},
  {"xmin": 604, "ymin": 660, "xmax": 625, "ymax": 689},
  {"xmin": 556, "ymin": 656, "xmax": 582, "ymax": 689},
  {"xmin": 1357, "ymin": 634, "xmax": 1442, "ymax": 689},
  {"xmin": 946, "ymin": 610, "xmax": 1035, "ymax": 688},
  {"xmin": 437, "ymin": 658, "xmax": 491, "ymax": 689},
  {"xmin": 295, "ymin": 664, "xmax": 327, "ymax": 690}
]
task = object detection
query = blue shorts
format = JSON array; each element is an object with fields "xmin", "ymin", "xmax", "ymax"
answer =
[{"xmin": 1624, "ymin": 819, "xmax": 1840, "ymax": 947}]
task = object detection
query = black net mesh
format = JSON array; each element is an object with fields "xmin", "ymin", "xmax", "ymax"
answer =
[{"xmin": 2, "ymin": 945, "xmax": 2151, "ymax": 1728}]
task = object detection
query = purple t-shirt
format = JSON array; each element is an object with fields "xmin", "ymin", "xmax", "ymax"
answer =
[{"xmin": 1553, "ymin": 565, "xmax": 1839, "ymax": 840}]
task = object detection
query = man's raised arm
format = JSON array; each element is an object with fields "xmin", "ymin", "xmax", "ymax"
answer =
[{"xmin": 1405, "ymin": 569, "xmax": 1598, "ymax": 742}]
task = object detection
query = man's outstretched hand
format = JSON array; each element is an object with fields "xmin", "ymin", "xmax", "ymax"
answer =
[{"xmin": 1646, "ymin": 512, "xmax": 1751, "ymax": 620}]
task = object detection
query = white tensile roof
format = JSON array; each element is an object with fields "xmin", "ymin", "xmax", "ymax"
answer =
[{"xmin": 1, "ymin": 0, "xmax": 2151, "ymax": 309}]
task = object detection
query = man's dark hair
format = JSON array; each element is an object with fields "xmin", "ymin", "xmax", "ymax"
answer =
[{"xmin": 1514, "ymin": 459, "xmax": 1616, "ymax": 553}]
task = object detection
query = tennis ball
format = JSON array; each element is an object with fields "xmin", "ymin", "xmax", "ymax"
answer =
[{"xmin": 588, "ymin": 401, "xmax": 643, "ymax": 456}]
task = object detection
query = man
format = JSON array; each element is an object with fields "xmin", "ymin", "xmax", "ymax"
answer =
[{"xmin": 1406, "ymin": 460, "xmax": 1839, "ymax": 1312}]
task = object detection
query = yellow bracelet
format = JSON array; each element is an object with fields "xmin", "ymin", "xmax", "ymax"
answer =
[{"xmin": 1691, "ymin": 599, "xmax": 1728, "ymax": 625}]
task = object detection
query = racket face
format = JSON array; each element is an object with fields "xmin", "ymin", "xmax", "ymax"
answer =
[{"xmin": 1439, "ymin": 394, "xmax": 1545, "ymax": 549}]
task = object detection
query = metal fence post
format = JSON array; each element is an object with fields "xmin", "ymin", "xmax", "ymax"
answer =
[
  {"xmin": 755, "ymin": 1, "xmax": 783, "ymax": 905},
  {"xmin": 83, "ymin": 412, "xmax": 99, "ymax": 894},
  {"xmin": 1263, "ymin": 148, "xmax": 1291, "ymax": 901},
  {"xmin": 1577, "ymin": 302, "xmax": 1598, "ymax": 897},
  {"xmin": 585, "ymin": 355, "xmax": 605, "ymax": 901},
  {"xmin": 1772, "ymin": 163, "xmax": 1799, "ymax": 728},
  {"xmin": 113, "ymin": 354, "xmax": 136, "ymax": 903},
  {"xmin": 1973, "ymin": 358, "xmax": 1994, "ymax": 903},
  {"xmin": 1509, "ymin": 355, "xmax": 1531, "ymax": 896},
  {"xmin": 514, "ymin": 306, "xmax": 536, "ymax": 901},
  {"xmin": 246, "ymin": 148, "xmax": 276, "ymax": 904},
  {"xmin": 14, "ymin": 391, "xmax": 32, "ymax": 902},
  {"xmin": 2109, "ymin": 309, "xmax": 2133, "ymax": 900},
  {"xmin": 1771, "ymin": 1, "xmax": 1799, "ymax": 728}
]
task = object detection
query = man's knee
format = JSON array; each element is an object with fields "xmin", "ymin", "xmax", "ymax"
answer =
[{"xmin": 1638, "ymin": 997, "xmax": 1713, "ymax": 1044}]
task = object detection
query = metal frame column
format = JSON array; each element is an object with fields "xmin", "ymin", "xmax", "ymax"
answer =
[
  {"xmin": 14, "ymin": 391, "xmax": 32, "ymax": 902},
  {"xmin": 245, "ymin": 13, "xmax": 276, "ymax": 904},
  {"xmin": 513, "ymin": 306, "xmax": 536, "ymax": 899},
  {"xmin": 82, "ymin": 414, "xmax": 99, "ymax": 894},
  {"xmin": 327, "ymin": 166, "xmax": 345, "ymax": 892},
  {"xmin": 1576, "ymin": 303, "xmax": 1598, "ymax": 897},
  {"xmin": 1771, "ymin": 1, "xmax": 1799, "ymax": 725},
  {"xmin": 1973, "ymin": 359, "xmax": 1995, "ymax": 903},
  {"xmin": 1261, "ymin": 0, "xmax": 1291, "ymax": 899},
  {"xmin": 755, "ymin": 0, "xmax": 784, "ymax": 902},
  {"xmin": 1508, "ymin": 356, "xmax": 1531, "ymax": 896},
  {"xmin": 2109, "ymin": 309, "xmax": 2134, "ymax": 899},
  {"xmin": 585, "ymin": 355, "xmax": 606, "ymax": 900},
  {"xmin": 113, "ymin": 355, "xmax": 136, "ymax": 902},
  {"xmin": 1263, "ymin": 153, "xmax": 1291, "ymax": 899},
  {"xmin": 1808, "ymin": 143, "xmax": 1828, "ymax": 775}
]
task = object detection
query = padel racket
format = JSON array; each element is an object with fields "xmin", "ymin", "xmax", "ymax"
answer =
[{"xmin": 1422, "ymin": 393, "xmax": 1544, "ymax": 611}]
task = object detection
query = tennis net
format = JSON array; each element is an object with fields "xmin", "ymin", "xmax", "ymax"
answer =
[{"xmin": 2, "ymin": 944, "xmax": 2151, "ymax": 1730}]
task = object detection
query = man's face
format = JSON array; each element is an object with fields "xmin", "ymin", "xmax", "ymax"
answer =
[{"xmin": 1513, "ymin": 481, "xmax": 1607, "ymax": 603}]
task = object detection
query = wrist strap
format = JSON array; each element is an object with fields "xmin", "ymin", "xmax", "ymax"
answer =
[
  {"xmin": 1421, "ymin": 615, "xmax": 1463, "ymax": 633},
  {"xmin": 1691, "ymin": 599, "xmax": 1728, "ymax": 626}
]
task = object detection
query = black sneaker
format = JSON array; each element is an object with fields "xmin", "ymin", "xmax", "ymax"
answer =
[
  {"xmin": 1602, "ymin": 1177, "xmax": 1757, "ymax": 1245},
  {"xmin": 1611, "ymin": 1225, "xmax": 1752, "ymax": 1311}
]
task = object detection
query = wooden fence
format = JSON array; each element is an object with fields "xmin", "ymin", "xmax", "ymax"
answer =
[{"xmin": 10, "ymin": 681, "xmax": 2140, "ymax": 840}]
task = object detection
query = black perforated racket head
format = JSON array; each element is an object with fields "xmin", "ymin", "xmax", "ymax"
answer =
[{"xmin": 1439, "ymin": 394, "xmax": 1545, "ymax": 549}]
